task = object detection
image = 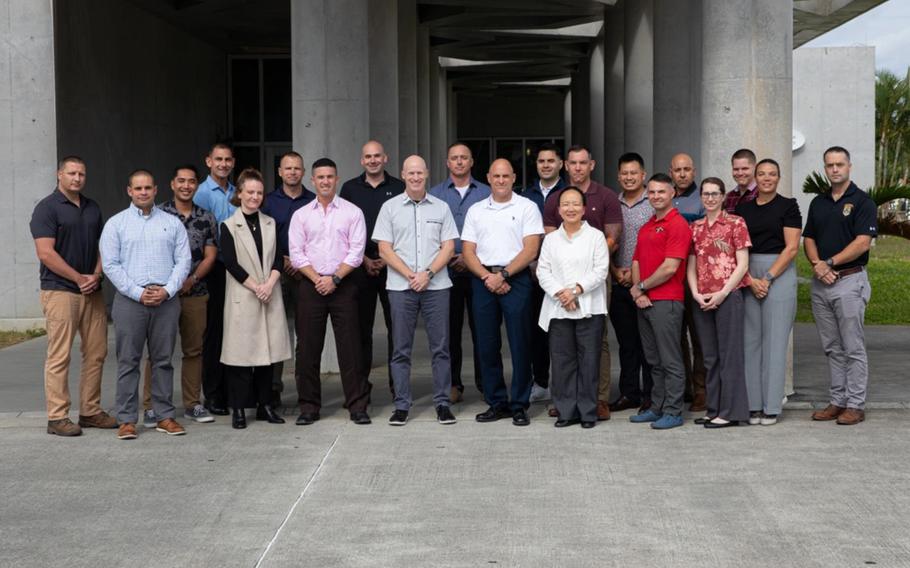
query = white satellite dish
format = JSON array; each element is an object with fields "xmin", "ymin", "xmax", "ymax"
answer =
[{"xmin": 793, "ymin": 129, "xmax": 806, "ymax": 151}]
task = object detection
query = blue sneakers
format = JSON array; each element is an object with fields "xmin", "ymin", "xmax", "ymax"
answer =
[
  {"xmin": 651, "ymin": 414, "xmax": 684, "ymax": 430},
  {"xmin": 630, "ymin": 409, "xmax": 662, "ymax": 423}
]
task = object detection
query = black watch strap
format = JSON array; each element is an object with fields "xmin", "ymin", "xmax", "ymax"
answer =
[{"xmin": 332, "ymin": 275, "xmax": 342, "ymax": 286}]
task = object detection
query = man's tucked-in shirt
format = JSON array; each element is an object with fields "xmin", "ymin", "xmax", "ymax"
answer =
[
  {"xmin": 100, "ymin": 204, "xmax": 192, "ymax": 302},
  {"xmin": 461, "ymin": 193, "xmax": 544, "ymax": 266},
  {"xmin": 288, "ymin": 196, "xmax": 366, "ymax": 275},
  {"xmin": 690, "ymin": 211, "xmax": 752, "ymax": 295}
]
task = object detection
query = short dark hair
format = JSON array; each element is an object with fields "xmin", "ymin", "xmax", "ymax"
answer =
[
  {"xmin": 700, "ymin": 177, "xmax": 726, "ymax": 195},
  {"xmin": 230, "ymin": 168, "xmax": 266, "ymax": 207},
  {"xmin": 755, "ymin": 158, "xmax": 781, "ymax": 176},
  {"xmin": 566, "ymin": 144, "xmax": 593, "ymax": 160},
  {"xmin": 617, "ymin": 152, "xmax": 645, "ymax": 170},
  {"xmin": 536, "ymin": 142, "xmax": 562, "ymax": 160},
  {"xmin": 279, "ymin": 151, "xmax": 304, "ymax": 165},
  {"xmin": 647, "ymin": 173, "xmax": 673, "ymax": 186},
  {"xmin": 172, "ymin": 164, "xmax": 199, "ymax": 180},
  {"xmin": 558, "ymin": 185, "xmax": 586, "ymax": 206},
  {"xmin": 446, "ymin": 141, "xmax": 473, "ymax": 157},
  {"xmin": 731, "ymin": 148, "xmax": 757, "ymax": 164},
  {"xmin": 311, "ymin": 157, "xmax": 337, "ymax": 172},
  {"xmin": 57, "ymin": 155, "xmax": 85, "ymax": 171},
  {"xmin": 823, "ymin": 146, "xmax": 851, "ymax": 161},
  {"xmin": 208, "ymin": 142, "xmax": 233, "ymax": 156},
  {"xmin": 127, "ymin": 169, "xmax": 154, "ymax": 186}
]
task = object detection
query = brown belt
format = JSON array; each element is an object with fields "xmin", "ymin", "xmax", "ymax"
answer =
[{"xmin": 836, "ymin": 266, "xmax": 864, "ymax": 278}]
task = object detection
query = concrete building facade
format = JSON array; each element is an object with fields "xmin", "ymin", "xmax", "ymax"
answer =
[{"xmin": 0, "ymin": 0, "xmax": 883, "ymax": 327}]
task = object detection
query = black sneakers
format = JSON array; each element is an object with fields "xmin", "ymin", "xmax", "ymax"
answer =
[
  {"xmin": 436, "ymin": 405, "xmax": 457, "ymax": 425},
  {"xmin": 388, "ymin": 409, "xmax": 409, "ymax": 426}
]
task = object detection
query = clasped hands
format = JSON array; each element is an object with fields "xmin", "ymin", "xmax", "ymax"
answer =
[
  {"xmin": 693, "ymin": 290, "xmax": 728, "ymax": 311},
  {"xmin": 812, "ymin": 261, "xmax": 838, "ymax": 285},
  {"xmin": 482, "ymin": 271, "xmax": 511, "ymax": 295},
  {"xmin": 76, "ymin": 273, "xmax": 101, "ymax": 295},
  {"xmin": 554, "ymin": 286, "xmax": 579, "ymax": 311},
  {"xmin": 140, "ymin": 285, "xmax": 169, "ymax": 306}
]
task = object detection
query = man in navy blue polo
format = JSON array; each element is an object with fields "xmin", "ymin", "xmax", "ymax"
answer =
[
  {"xmin": 519, "ymin": 142, "xmax": 566, "ymax": 403},
  {"xmin": 261, "ymin": 151, "xmax": 314, "ymax": 406},
  {"xmin": 429, "ymin": 142, "xmax": 491, "ymax": 403}
]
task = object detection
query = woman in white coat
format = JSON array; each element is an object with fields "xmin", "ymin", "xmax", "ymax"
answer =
[
  {"xmin": 220, "ymin": 168, "xmax": 291, "ymax": 429},
  {"xmin": 537, "ymin": 187, "xmax": 610, "ymax": 428}
]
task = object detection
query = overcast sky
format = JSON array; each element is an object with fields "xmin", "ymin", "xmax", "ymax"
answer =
[{"xmin": 801, "ymin": 0, "xmax": 910, "ymax": 75}]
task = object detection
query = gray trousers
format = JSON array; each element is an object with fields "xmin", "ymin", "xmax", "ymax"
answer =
[
  {"xmin": 638, "ymin": 300, "xmax": 685, "ymax": 416},
  {"xmin": 811, "ymin": 269, "xmax": 871, "ymax": 409},
  {"xmin": 549, "ymin": 315, "xmax": 604, "ymax": 423},
  {"xmin": 388, "ymin": 289, "xmax": 452, "ymax": 411},
  {"xmin": 112, "ymin": 292, "xmax": 180, "ymax": 424},
  {"xmin": 692, "ymin": 290, "xmax": 749, "ymax": 421},
  {"xmin": 743, "ymin": 255, "xmax": 797, "ymax": 415}
]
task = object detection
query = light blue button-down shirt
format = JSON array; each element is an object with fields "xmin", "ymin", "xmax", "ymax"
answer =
[
  {"xmin": 193, "ymin": 175, "xmax": 236, "ymax": 223},
  {"xmin": 100, "ymin": 204, "xmax": 192, "ymax": 301},
  {"xmin": 428, "ymin": 176, "xmax": 491, "ymax": 254}
]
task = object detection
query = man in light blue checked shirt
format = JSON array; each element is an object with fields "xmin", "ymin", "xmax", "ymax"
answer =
[{"xmin": 101, "ymin": 169, "xmax": 191, "ymax": 440}]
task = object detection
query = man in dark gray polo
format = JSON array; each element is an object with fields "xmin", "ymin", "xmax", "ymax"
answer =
[{"xmin": 373, "ymin": 155, "xmax": 459, "ymax": 426}]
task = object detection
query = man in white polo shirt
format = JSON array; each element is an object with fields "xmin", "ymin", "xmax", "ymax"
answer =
[
  {"xmin": 373, "ymin": 155, "xmax": 459, "ymax": 426},
  {"xmin": 462, "ymin": 159, "xmax": 544, "ymax": 426}
]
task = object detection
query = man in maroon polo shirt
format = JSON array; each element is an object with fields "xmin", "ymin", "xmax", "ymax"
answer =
[
  {"xmin": 629, "ymin": 173, "xmax": 692, "ymax": 430},
  {"xmin": 543, "ymin": 144, "xmax": 622, "ymax": 421}
]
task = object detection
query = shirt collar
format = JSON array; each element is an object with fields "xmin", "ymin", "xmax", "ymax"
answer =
[
  {"xmin": 557, "ymin": 220, "xmax": 589, "ymax": 239},
  {"xmin": 620, "ymin": 190, "xmax": 649, "ymax": 208},
  {"xmin": 273, "ymin": 185, "xmax": 310, "ymax": 201},
  {"xmin": 653, "ymin": 207, "xmax": 681, "ymax": 224},
  {"xmin": 310, "ymin": 195, "xmax": 340, "ymax": 210},
  {"xmin": 484, "ymin": 193, "xmax": 516, "ymax": 208},
  {"xmin": 204, "ymin": 175, "xmax": 234, "ymax": 193},
  {"xmin": 129, "ymin": 203, "xmax": 157, "ymax": 217},
  {"xmin": 676, "ymin": 183, "xmax": 698, "ymax": 198},
  {"xmin": 694, "ymin": 210, "xmax": 730, "ymax": 227},
  {"xmin": 539, "ymin": 178, "xmax": 561, "ymax": 192},
  {"xmin": 828, "ymin": 182, "xmax": 860, "ymax": 201},
  {"xmin": 360, "ymin": 171, "xmax": 391, "ymax": 188},
  {"xmin": 447, "ymin": 177, "xmax": 477, "ymax": 190},
  {"xmin": 400, "ymin": 191, "xmax": 434, "ymax": 205}
]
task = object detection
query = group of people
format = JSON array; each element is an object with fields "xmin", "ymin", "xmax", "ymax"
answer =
[{"xmin": 31, "ymin": 139, "xmax": 877, "ymax": 439}]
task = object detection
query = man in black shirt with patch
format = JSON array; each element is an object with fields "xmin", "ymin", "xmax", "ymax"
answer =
[
  {"xmin": 803, "ymin": 146, "xmax": 877, "ymax": 426},
  {"xmin": 340, "ymin": 140, "xmax": 405, "ymax": 393}
]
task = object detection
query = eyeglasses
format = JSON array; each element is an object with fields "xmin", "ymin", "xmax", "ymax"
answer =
[{"xmin": 701, "ymin": 192, "xmax": 723, "ymax": 199}]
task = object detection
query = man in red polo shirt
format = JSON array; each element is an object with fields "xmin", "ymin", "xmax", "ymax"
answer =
[{"xmin": 629, "ymin": 173, "xmax": 692, "ymax": 430}]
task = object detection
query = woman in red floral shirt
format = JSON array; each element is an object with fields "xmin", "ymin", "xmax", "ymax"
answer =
[{"xmin": 686, "ymin": 177, "xmax": 752, "ymax": 428}]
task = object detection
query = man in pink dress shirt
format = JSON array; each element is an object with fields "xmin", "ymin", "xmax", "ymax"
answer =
[{"xmin": 288, "ymin": 157, "xmax": 372, "ymax": 425}]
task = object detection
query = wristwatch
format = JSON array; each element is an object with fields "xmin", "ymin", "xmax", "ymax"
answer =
[
  {"xmin": 825, "ymin": 258, "xmax": 835, "ymax": 268},
  {"xmin": 763, "ymin": 271, "xmax": 775, "ymax": 283},
  {"xmin": 637, "ymin": 282, "xmax": 647, "ymax": 292},
  {"xmin": 331, "ymin": 275, "xmax": 342, "ymax": 286},
  {"xmin": 427, "ymin": 269, "xmax": 436, "ymax": 280},
  {"xmin": 500, "ymin": 269, "xmax": 511, "ymax": 280}
]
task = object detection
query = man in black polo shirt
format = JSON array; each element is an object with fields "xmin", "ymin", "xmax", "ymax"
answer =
[
  {"xmin": 30, "ymin": 156, "xmax": 117, "ymax": 436},
  {"xmin": 804, "ymin": 146, "xmax": 877, "ymax": 426},
  {"xmin": 339, "ymin": 140, "xmax": 405, "ymax": 392},
  {"xmin": 261, "ymin": 150, "xmax": 314, "ymax": 406}
]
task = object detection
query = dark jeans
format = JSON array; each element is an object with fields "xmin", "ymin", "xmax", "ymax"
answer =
[
  {"xmin": 354, "ymin": 265, "xmax": 393, "ymax": 390},
  {"xmin": 609, "ymin": 283, "xmax": 652, "ymax": 403},
  {"xmin": 530, "ymin": 282, "xmax": 550, "ymax": 388},
  {"xmin": 202, "ymin": 261, "xmax": 227, "ymax": 407},
  {"xmin": 472, "ymin": 271, "xmax": 533, "ymax": 412},
  {"xmin": 295, "ymin": 278, "xmax": 369, "ymax": 414},
  {"xmin": 449, "ymin": 274, "xmax": 482, "ymax": 392}
]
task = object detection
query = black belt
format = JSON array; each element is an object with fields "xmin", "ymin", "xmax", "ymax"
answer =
[{"xmin": 836, "ymin": 266, "xmax": 864, "ymax": 278}]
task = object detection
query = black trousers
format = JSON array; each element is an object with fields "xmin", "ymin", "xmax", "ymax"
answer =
[
  {"xmin": 609, "ymin": 283, "xmax": 652, "ymax": 404},
  {"xmin": 202, "ymin": 261, "xmax": 227, "ymax": 407},
  {"xmin": 226, "ymin": 364, "xmax": 273, "ymax": 410},
  {"xmin": 530, "ymin": 282, "xmax": 550, "ymax": 388},
  {"xmin": 449, "ymin": 274, "xmax": 482, "ymax": 392},
  {"xmin": 354, "ymin": 266, "xmax": 393, "ymax": 391}
]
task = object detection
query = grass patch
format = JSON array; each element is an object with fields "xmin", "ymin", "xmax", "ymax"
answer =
[
  {"xmin": 796, "ymin": 236, "xmax": 910, "ymax": 324},
  {"xmin": 0, "ymin": 328, "xmax": 47, "ymax": 349}
]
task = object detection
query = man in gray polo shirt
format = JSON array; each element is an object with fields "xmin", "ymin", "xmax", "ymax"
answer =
[{"xmin": 373, "ymin": 155, "xmax": 459, "ymax": 426}]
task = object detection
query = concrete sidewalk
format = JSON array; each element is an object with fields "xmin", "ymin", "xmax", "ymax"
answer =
[{"xmin": 1, "ymin": 323, "xmax": 909, "ymax": 567}]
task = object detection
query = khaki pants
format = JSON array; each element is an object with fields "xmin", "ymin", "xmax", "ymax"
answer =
[
  {"xmin": 142, "ymin": 294, "xmax": 208, "ymax": 411},
  {"xmin": 40, "ymin": 290, "xmax": 108, "ymax": 420}
]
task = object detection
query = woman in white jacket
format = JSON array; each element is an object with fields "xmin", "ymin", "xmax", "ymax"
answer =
[{"xmin": 536, "ymin": 187, "xmax": 610, "ymax": 428}]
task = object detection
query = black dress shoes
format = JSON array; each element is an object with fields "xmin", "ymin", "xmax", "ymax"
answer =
[
  {"xmin": 554, "ymin": 418, "xmax": 580, "ymax": 428},
  {"xmin": 608, "ymin": 396, "xmax": 640, "ymax": 412},
  {"xmin": 580, "ymin": 421, "xmax": 596, "ymax": 429},
  {"xmin": 295, "ymin": 412, "xmax": 320, "ymax": 426},
  {"xmin": 205, "ymin": 401, "xmax": 230, "ymax": 416},
  {"xmin": 350, "ymin": 411, "xmax": 372, "ymax": 425},
  {"xmin": 694, "ymin": 416, "xmax": 714, "ymax": 425},
  {"xmin": 232, "ymin": 408, "xmax": 247, "ymax": 429},
  {"xmin": 475, "ymin": 406, "xmax": 513, "ymax": 423},
  {"xmin": 512, "ymin": 409, "xmax": 530, "ymax": 426},
  {"xmin": 256, "ymin": 405, "xmax": 285, "ymax": 424}
]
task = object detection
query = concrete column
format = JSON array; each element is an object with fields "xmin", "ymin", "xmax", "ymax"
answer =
[
  {"xmin": 368, "ymin": 0, "xmax": 400, "ymax": 169},
  {"xmin": 563, "ymin": 91, "xmax": 572, "ymax": 148},
  {"xmin": 446, "ymin": 80, "xmax": 457, "ymax": 149},
  {"xmin": 293, "ymin": 0, "xmax": 372, "ymax": 372},
  {"xmin": 570, "ymin": 67, "xmax": 590, "ymax": 152},
  {"xmin": 429, "ymin": 59, "xmax": 447, "ymax": 179},
  {"xmin": 0, "ymin": 0, "xmax": 57, "ymax": 326},
  {"xmin": 589, "ymin": 33, "xmax": 606, "ymax": 184},
  {"xmin": 700, "ymin": 0, "xmax": 793, "ymax": 192},
  {"xmin": 623, "ymin": 0, "xmax": 654, "ymax": 170},
  {"xmin": 398, "ymin": 0, "xmax": 419, "ymax": 162},
  {"xmin": 700, "ymin": 0, "xmax": 794, "ymax": 394},
  {"xmin": 604, "ymin": 9, "xmax": 625, "ymax": 175},
  {"xmin": 416, "ymin": 26, "xmax": 432, "ymax": 163},
  {"xmin": 653, "ymin": 0, "xmax": 701, "ymax": 174},
  {"xmin": 292, "ymin": 0, "xmax": 369, "ymax": 181}
]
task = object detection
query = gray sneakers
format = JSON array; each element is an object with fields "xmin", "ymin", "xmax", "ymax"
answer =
[
  {"xmin": 143, "ymin": 409, "xmax": 157, "ymax": 429},
  {"xmin": 184, "ymin": 404, "xmax": 215, "ymax": 423}
]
